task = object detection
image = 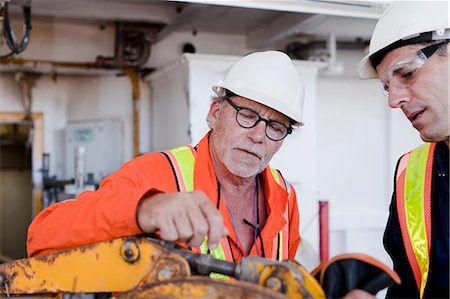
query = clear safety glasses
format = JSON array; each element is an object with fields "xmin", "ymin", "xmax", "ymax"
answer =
[
  {"xmin": 225, "ymin": 97, "xmax": 292, "ymax": 141},
  {"xmin": 379, "ymin": 40, "xmax": 449, "ymax": 98}
]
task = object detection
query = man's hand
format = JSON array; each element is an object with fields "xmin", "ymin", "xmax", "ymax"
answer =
[
  {"xmin": 137, "ymin": 191, "xmax": 227, "ymax": 249},
  {"xmin": 343, "ymin": 290, "xmax": 376, "ymax": 299}
]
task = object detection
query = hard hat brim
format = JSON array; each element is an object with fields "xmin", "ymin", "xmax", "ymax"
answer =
[
  {"xmin": 357, "ymin": 53, "xmax": 378, "ymax": 79},
  {"xmin": 212, "ymin": 84, "xmax": 304, "ymax": 127}
]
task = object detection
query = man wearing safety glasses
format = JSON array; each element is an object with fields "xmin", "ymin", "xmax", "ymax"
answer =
[{"xmin": 358, "ymin": 1, "xmax": 449, "ymax": 298}]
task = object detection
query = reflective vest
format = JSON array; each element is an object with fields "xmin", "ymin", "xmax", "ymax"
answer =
[
  {"xmin": 162, "ymin": 145, "xmax": 290, "ymax": 277},
  {"xmin": 395, "ymin": 143, "xmax": 435, "ymax": 298}
]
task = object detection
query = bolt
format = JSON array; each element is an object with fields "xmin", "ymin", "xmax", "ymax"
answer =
[
  {"xmin": 158, "ymin": 267, "xmax": 173, "ymax": 280},
  {"xmin": 121, "ymin": 241, "xmax": 140, "ymax": 264},
  {"xmin": 124, "ymin": 248, "xmax": 133, "ymax": 259},
  {"xmin": 265, "ymin": 277, "xmax": 282, "ymax": 291}
]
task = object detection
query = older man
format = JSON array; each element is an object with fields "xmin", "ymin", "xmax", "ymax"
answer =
[
  {"xmin": 358, "ymin": 2, "xmax": 449, "ymax": 298},
  {"xmin": 27, "ymin": 51, "xmax": 303, "ymax": 264}
]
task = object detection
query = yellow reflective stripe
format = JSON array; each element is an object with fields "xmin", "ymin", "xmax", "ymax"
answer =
[
  {"xmin": 269, "ymin": 167, "xmax": 289, "ymax": 261},
  {"xmin": 168, "ymin": 146, "xmax": 228, "ymax": 279},
  {"xmin": 200, "ymin": 237, "xmax": 230, "ymax": 279},
  {"xmin": 278, "ymin": 232, "xmax": 283, "ymax": 261},
  {"xmin": 168, "ymin": 146, "xmax": 196, "ymax": 192},
  {"xmin": 270, "ymin": 167, "xmax": 281, "ymax": 185},
  {"xmin": 404, "ymin": 143, "xmax": 431, "ymax": 297}
]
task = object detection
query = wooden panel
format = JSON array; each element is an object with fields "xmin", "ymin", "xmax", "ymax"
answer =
[
  {"xmin": 0, "ymin": 170, "xmax": 32, "ymax": 259},
  {"xmin": 0, "ymin": 112, "xmax": 43, "ymax": 259}
]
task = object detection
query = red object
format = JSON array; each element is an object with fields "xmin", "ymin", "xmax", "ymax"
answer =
[{"xmin": 319, "ymin": 201, "xmax": 329, "ymax": 262}]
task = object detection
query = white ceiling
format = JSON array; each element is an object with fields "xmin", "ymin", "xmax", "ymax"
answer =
[{"xmin": 23, "ymin": 0, "xmax": 388, "ymax": 48}]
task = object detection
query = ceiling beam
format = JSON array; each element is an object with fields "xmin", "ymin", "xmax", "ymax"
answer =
[
  {"xmin": 247, "ymin": 14, "xmax": 327, "ymax": 49},
  {"xmin": 168, "ymin": 0, "xmax": 386, "ymax": 19},
  {"xmin": 31, "ymin": 0, "xmax": 177, "ymax": 24},
  {"xmin": 155, "ymin": 4, "xmax": 209, "ymax": 42}
]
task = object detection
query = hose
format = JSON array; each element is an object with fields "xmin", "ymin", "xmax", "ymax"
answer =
[{"xmin": 1, "ymin": 1, "xmax": 31, "ymax": 58}]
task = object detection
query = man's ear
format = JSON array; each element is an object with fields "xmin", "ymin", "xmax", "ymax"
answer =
[{"xmin": 207, "ymin": 100, "xmax": 221, "ymax": 129}]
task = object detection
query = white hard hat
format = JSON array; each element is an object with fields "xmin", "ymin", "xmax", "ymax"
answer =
[
  {"xmin": 212, "ymin": 50, "xmax": 305, "ymax": 125},
  {"xmin": 358, "ymin": 1, "xmax": 450, "ymax": 79}
]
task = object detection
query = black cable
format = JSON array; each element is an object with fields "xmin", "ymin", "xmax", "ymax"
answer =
[
  {"xmin": 243, "ymin": 218, "xmax": 266, "ymax": 258},
  {"xmin": 1, "ymin": 1, "xmax": 32, "ymax": 58},
  {"xmin": 242, "ymin": 175, "xmax": 266, "ymax": 257},
  {"xmin": 255, "ymin": 176, "xmax": 265, "ymax": 257},
  {"xmin": 216, "ymin": 179, "xmax": 221, "ymax": 209}
]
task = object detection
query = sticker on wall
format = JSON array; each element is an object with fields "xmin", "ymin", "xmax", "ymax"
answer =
[{"xmin": 73, "ymin": 129, "xmax": 94, "ymax": 142}]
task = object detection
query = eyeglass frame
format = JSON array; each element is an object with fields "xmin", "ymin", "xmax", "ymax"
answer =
[
  {"xmin": 224, "ymin": 97, "xmax": 293, "ymax": 141},
  {"xmin": 379, "ymin": 40, "xmax": 449, "ymax": 98}
]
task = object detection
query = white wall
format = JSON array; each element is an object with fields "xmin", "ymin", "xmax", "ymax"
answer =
[
  {"xmin": 317, "ymin": 76, "xmax": 391, "ymax": 263},
  {"xmin": 1, "ymin": 19, "xmax": 253, "ymax": 180},
  {"xmin": 315, "ymin": 49, "xmax": 422, "ymax": 269},
  {"xmin": 21, "ymin": 19, "xmax": 114, "ymax": 61},
  {"xmin": 0, "ymin": 73, "xmax": 136, "ymax": 181},
  {"xmin": 149, "ymin": 31, "xmax": 249, "ymax": 69},
  {"xmin": 1, "ymin": 19, "xmax": 134, "ymax": 181}
]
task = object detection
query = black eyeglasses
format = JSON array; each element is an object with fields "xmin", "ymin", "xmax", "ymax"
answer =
[{"xmin": 225, "ymin": 98, "xmax": 292, "ymax": 141}]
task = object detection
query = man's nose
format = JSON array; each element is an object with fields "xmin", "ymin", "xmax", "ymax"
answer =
[
  {"xmin": 248, "ymin": 120, "xmax": 266, "ymax": 142},
  {"xmin": 388, "ymin": 86, "xmax": 411, "ymax": 108}
]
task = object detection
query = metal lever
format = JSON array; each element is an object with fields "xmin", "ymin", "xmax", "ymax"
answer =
[{"xmin": 146, "ymin": 236, "xmax": 239, "ymax": 277}]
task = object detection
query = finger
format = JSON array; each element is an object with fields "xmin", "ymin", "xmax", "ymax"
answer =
[
  {"xmin": 197, "ymin": 197, "xmax": 227, "ymax": 249},
  {"xmin": 185, "ymin": 204, "xmax": 209, "ymax": 247},
  {"xmin": 136, "ymin": 195, "xmax": 161, "ymax": 233},
  {"xmin": 158, "ymin": 215, "xmax": 179, "ymax": 242},
  {"xmin": 173, "ymin": 211, "xmax": 195, "ymax": 242}
]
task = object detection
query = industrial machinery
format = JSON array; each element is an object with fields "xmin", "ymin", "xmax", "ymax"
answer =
[{"xmin": 0, "ymin": 235, "xmax": 400, "ymax": 298}]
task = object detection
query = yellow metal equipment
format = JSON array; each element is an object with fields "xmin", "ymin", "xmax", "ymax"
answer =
[{"xmin": 0, "ymin": 236, "xmax": 325, "ymax": 298}]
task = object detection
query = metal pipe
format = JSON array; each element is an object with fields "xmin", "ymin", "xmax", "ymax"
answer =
[
  {"xmin": 327, "ymin": 33, "xmax": 337, "ymax": 65},
  {"xmin": 95, "ymin": 22, "xmax": 153, "ymax": 69},
  {"xmin": 75, "ymin": 146, "xmax": 86, "ymax": 195},
  {"xmin": 318, "ymin": 200, "xmax": 329, "ymax": 262},
  {"xmin": 125, "ymin": 70, "xmax": 140, "ymax": 158},
  {"xmin": 1, "ymin": 57, "xmax": 143, "ymax": 158},
  {"xmin": 0, "ymin": 57, "xmax": 99, "ymax": 68}
]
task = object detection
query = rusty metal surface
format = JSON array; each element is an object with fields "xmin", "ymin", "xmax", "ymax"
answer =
[
  {"xmin": 0, "ymin": 294, "xmax": 58, "ymax": 299},
  {"xmin": 0, "ymin": 236, "xmax": 325, "ymax": 299},
  {"xmin": 238, "ymin": 257, "xmax": 325, "ymax": 299},
  {"xmin": 0, "ymin": 237, "xmax": 191, "ymax": 295},
  {"xmin": 258, "ymin": 262, "xmax": 318, "ymax": 298},
  {"xmin": 115, "ymin": 276, "xmax": 290, "ymax": 299},
  {"xmin": 0, "ymin": 295, "xmax": 58, "ymax": 299},
  {"xmin": 286, "ymin": 261, "xmax": 326, "ymax": 299}
]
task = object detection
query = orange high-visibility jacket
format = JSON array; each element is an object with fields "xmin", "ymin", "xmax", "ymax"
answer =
[
  {"xmin": 27, "ymin": 132, "xmax": 300, "ymax": 259},
  {"xmin": 395, "ymin": 143, "xmax": 435, "ymax": 298}
]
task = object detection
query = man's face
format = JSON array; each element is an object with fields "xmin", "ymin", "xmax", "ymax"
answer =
[
  {"xmin": 208, "ymin": 96, "xmax": 290, "ymax": 178},
  {"xmin": 376, "ymin": 43, "xmax": 449, "ymax": 143}
]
